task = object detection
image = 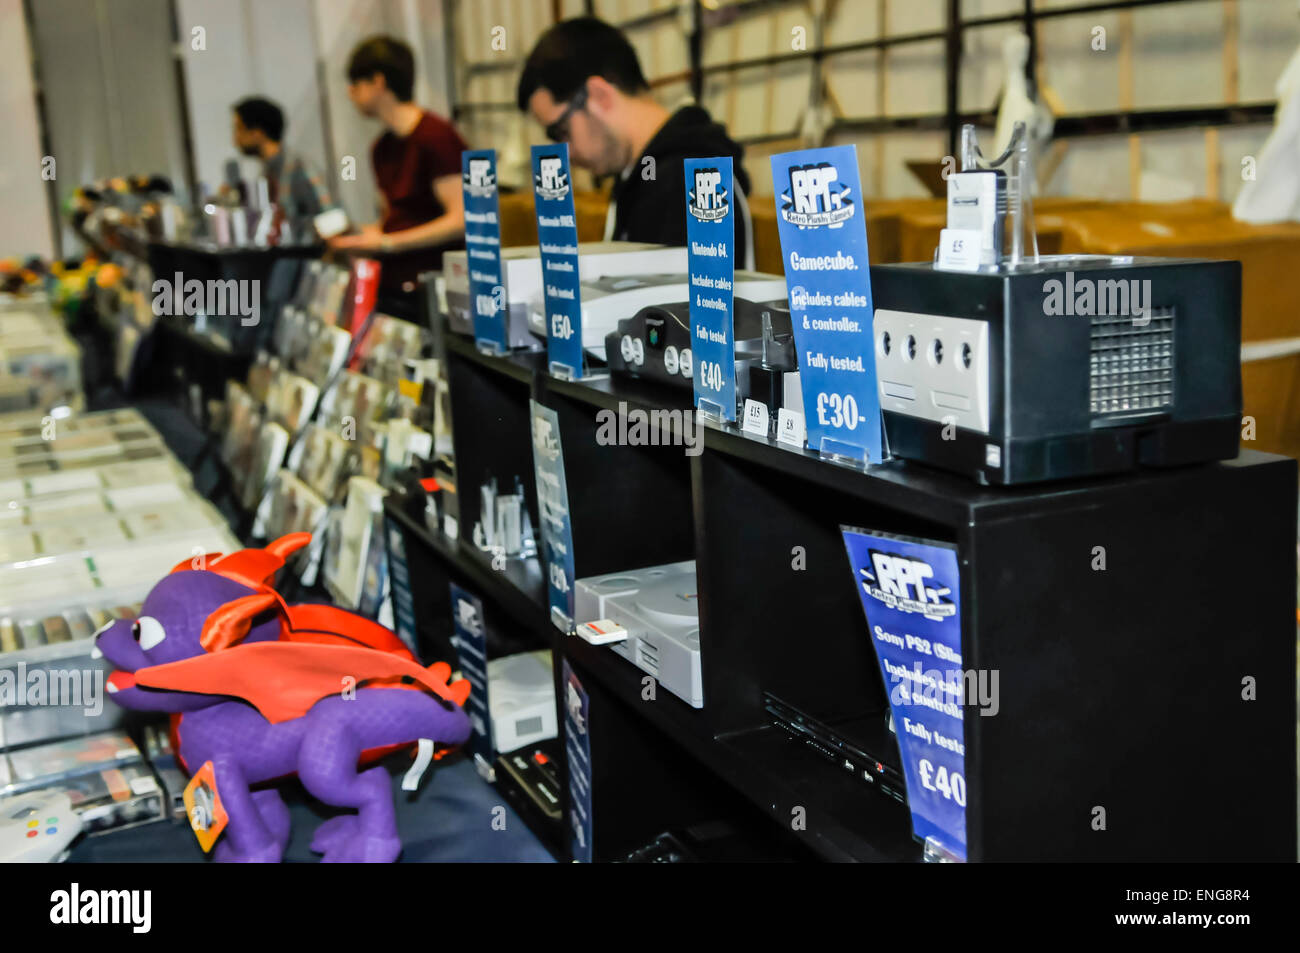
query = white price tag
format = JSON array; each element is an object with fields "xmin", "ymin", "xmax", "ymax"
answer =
[
  {"xmin": 741, "ymin": 399, "xmax": 770, "ymax": 437},
  {"xmin": 937, "ymin": 228, "xmax": 983, "ymax": 272},
  {"xmin": 776, "ymin": 407, "xmax": 806, "ymax": 448}
]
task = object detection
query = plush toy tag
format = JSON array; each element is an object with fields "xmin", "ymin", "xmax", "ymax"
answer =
[{"xmin": 183, "ymin": 762, "xmax": 229, "ymax": 852}]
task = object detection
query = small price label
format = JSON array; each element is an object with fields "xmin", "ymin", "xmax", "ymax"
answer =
[
  {"xmin": 937, "ymin": 228, "xmax": 983, "ymax": 271},
  {"xmin": 741, "ymin": 399, "xmax": 770, "ymax": 437},
  {"xmin": 776, "ymin": 407, "xmax": 806, "ymax": 448}
]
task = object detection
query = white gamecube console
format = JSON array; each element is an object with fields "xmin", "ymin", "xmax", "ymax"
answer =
[
  {"xmin": 442, "ymin": 242, "xmax": 686, "ymax": 349},
  {"xmin": 487, "ymin": 649, "xmax": 558, "ymax": 752},
  {"xmin": 529, "ymin": 271, "xmax": 788, "ymax": 359},
  {"xmin": 574, "ymin": 561, "xmax": 703, "ymax": 708}
]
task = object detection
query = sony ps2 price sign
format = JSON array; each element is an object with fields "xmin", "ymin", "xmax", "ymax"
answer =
[
  {"xmin": 461, "ymin": 149, "xmax": 508, "ymax": 353},
  {"xmin": 770, "ymin": 146, "xmax": 883, "ymax": 464},
  {"xmin": 685, "ymin": 157, "xmax": 737, "ymax": 421},
  {"xmin": 532, "ymin": 144, "xmax": 584, "ymax": 378},
  {"xmin": 842, "ymin": 527, "xmax": 967, "ymax": 861}
]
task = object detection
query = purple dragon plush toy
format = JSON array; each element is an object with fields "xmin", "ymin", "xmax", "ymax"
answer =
[{"xmin": 95, "ymin": 533, "xmax": 472, "ymax": 862}]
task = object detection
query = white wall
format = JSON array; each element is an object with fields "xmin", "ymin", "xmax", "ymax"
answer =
[
  {"xmin": 176, "ymin": 0, "xmax": 330, "ymax": 200},
  {"xmin": 25, "ymin": 0, "xmax": 188, "ymax": 254},
  {"xmin": 0, "ymin": 0, "xmax": 55, "ymax": 259},
  {"xmin": 447, "ymin": 0, "xmax": 1300, "ymax": 203}
]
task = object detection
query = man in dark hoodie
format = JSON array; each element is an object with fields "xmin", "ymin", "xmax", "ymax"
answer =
[{"xmin": 517, "ymin": 17, "xmax": 754, "ymax": 268}]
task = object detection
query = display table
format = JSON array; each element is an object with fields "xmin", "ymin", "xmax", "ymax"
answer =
[{"xmin": 67, "ymin": 757, "xmax": 556, "ymax": 863}]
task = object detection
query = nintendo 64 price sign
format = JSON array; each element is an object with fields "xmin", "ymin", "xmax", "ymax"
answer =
[
  {"xmin": 770, "ymin": 146, "xmax": 883, "ymax": 464},
  {"xmin": 685, "ymin": 157, "xmax": 737, "ymax": 421},
  {"xmin": 461, "ymin": 149, "xmax": 507, "ymax": 353},
  {"xmin": 842, "ymin": 527, "xmax": 967, "ymax": 861}
]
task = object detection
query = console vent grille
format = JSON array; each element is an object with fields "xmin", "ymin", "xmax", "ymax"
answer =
[{"xmin": 1090, "ymin": 307, "xmax": 1174, "ymax": 417}]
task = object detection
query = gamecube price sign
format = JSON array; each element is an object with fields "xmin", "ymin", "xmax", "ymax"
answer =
[
  {"xmin": 685, "ymin": 157, "xmax": 737, "ymax": 421},
  {"xmin": 532, "ymin": 144, "xmax": 584, "ymax": 377},
  {"xmin": 842, "ymin": 528, "xmax": 966, "ymax": 861},
  {"xmin": 461, "ymin": 149, "xmax": 507, "ymax": 353},
  {"xmin": 770, "ymin": 146, "xmax": 883, "ymax": 464}
]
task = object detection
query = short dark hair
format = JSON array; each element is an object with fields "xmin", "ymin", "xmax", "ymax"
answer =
[
  {"xmin": 347, "ymin": 35, "xmax": 415, "ymax": 102},
  {"xmin": 233, "ymin": 97, "xmax": 285, "ymax": 142},
  {"xmin": 516, "ymin": 17, "xmax": 649, "ymax": 111}
]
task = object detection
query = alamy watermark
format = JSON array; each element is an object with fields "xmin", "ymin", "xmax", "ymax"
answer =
[
  {"xmin": 594, "ymin": 401, "xmax": 703, "ymax": 457},
  {"xmin": 0, "ymin": 662, "xmax": 104, "ymax": 716},
  {"xmin": 151, "ymin": 273, "xmax": 260, "ymax": 326},
  {"xmin": 883, "ymin": 657, "xmax": 1000, "ymax": 718},
  {"xmin": 1042, "ymin": 271, "xmax": 1152, "ymax": 326}
]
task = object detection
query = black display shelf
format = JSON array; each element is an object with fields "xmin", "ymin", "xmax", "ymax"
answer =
[
  {"xmin": 692, "ymin": 428, "xmax": 1297, "ymax": 862},
  {"xmin": 424, "ymin": 320, "xmax": 1297, "ymax": 863},
  {"xmin": 385, "ymin": 492, "xmax": 548, "ymax": 637},
  {"xmin": 537, "ymin": 369, "xmax": 697, "ymax": 579},
  {"xmin": 562, "ymin": 626, "xmax": 919, "ymax": 862},
  {"xmin": 443, "ymin": 334, "xmax": 548, "ymax": 553}
]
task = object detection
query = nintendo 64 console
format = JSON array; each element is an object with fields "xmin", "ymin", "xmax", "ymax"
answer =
[
  {"xmin": 602, "ymin": 273, "xmax": 800, "ymax": 417},
  {"xmin": 574, "ymin": 561, "xmax": 702, "ymax": 708},
  {"xmin": 870, "ymin": 256, "xmax": 1242, "ymax": 485}
]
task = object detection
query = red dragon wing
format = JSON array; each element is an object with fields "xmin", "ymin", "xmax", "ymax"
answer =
[
  {"xmin": 281, "ymin": 603, "xmax": 415, "ymax": 660},
  {"xmin": 134, "ymin": 642, "xmax": 468, "ymax": 724}
]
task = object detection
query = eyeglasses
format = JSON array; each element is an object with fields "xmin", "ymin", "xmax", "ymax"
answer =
[{"xmin": 544, "ymin": 86, "xmax": 588, "ymax": 143}]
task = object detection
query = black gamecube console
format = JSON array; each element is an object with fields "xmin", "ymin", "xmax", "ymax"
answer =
[
  {"xmin": 605, "ymin": 297, "xmax": 798, "ymax": 414},
  {"xmin": 869, "ymin": 257, "xmax": 1242, "ymax": 485}
]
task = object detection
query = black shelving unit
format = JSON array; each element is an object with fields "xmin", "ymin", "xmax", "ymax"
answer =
[{"xmin": 393, "ymin": 313, "xmax": 1298, "ymax": 863}]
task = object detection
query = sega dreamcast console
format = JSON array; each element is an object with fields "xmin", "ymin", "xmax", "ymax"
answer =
[
  {"xmin": 0, "ymin": 790, "xmax": 81, "ymax": 862},
  {"xmin": 574, "ymin": 562, "xmax": 703, "ymax": 708},
  {"xmin": 441, "ymin": 242, "xmax": 686, "ymax": 348},
  {"xmin": 487, "ymin": 650, "xmax": 558, "ymax": 752},
  {"xmin": 534, "ymin": 271, "xmax": 788, "ymax": 361}
]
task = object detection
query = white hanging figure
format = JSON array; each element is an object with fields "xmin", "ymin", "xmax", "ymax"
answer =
[
  {"xmin": 993, "ymin": 33, "xmax": 1054, "ymax": 165},
  {"xmin": 1233, "ymin": 4, "xmax": 1300, "ymax": 224}
]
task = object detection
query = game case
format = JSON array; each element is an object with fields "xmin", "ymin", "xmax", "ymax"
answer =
[{"xmin": 241, "ymin": 421, "xmax": 290, "ymax": 510}]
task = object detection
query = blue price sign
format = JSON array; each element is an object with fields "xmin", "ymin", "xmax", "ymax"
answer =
[
  {"xmin": 562, "ymin": 658, "xmax": 593, "ymax": 862},
  {"xmin": 449, "ymin": 582, "xmax": 493, "ymax": 761},
  {"xmin": 770, "ymin": 146, "xmax": 883, "ymax": 463},
  {"xmin": 530, "ymin": 400, "xmax": 576, "ymax": 631},
  {"xmin": 841, "ymin": 528, "xmax": 967, "ymax": 861},
  {"xmin": 532, "ymin": 144, "xmax": 584, "ymax": 378},
  {"xmin": 685, "ymin": 157, "xmax": 737, "ymax": 421},
  {"xmin": 461, "ymin": 149, "xmax": 507, "ymax": 353}
]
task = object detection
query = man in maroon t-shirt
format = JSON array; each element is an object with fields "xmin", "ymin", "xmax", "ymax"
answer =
[{"xmin": 330, "ymin": 36, "xmax": 467, "ymax": 302}]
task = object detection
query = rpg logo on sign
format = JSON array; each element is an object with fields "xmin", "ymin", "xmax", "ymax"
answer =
[
  {"xmin": 456, "ymin": 598, "xmax": 483, "ymax": 636},
  {"xmin": 780, "ymin": 161, "xmax": 854, "ymax": 228},
  {"xmin": 532, "ymin": 414, "xmax": 561, "ymax": 461},
  {"xmin": 535, "ymin": 155, "xmax": 570, "ymax": 200},
  {"xmin": 688, "ymin": 167, "xmax": 729, "ymax": 222},
  {"xmin": 859, "ymin": 549, "xmax": 956, "ymax": 621},
  {"xmin": 463, "ymin": 157, "xmax": 496, "ymax": 196}
]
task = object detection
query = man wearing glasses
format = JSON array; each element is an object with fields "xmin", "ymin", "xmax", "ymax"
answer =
[{"xmin": 517, "ymin": 17, "xmax": 754, "ymax": 269}]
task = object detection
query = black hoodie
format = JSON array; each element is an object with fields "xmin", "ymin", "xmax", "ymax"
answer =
[{"xmin": 608, "ymin": 105, "xmax": 752, "ymax": 268}]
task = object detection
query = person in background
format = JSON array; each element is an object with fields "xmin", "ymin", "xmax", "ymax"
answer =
[
  {"xmin": 330, "ymin": 35, "xmax": 467, "ymax": 313},
  {"xmin": 517, "ymin": 16, "xmax": 753, "ymax": 269},
  {"xmin": 231, "ymin": 97, "xmax": 333, "ymax": 238}
]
